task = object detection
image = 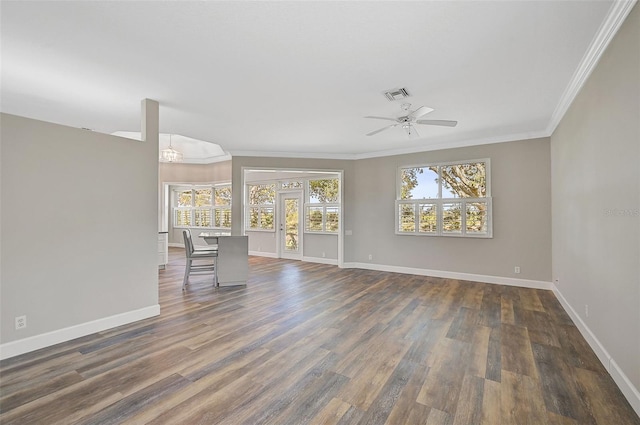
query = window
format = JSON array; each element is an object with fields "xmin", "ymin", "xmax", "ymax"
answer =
[
  {"xmin": 281, "ymin": 181, "xmax": 303, "ymax": 189},
  {"xmin": 247, "ymin": 183, "xmax": 276, "ymax": 230},
  {"xmin": 214, "ymin": 186, "xmax": 232, "ymax": 228},
  {"xmin": 175, "ymin": 189, "xmax": 193, "ymax": 226},
  {"xmin": 306, "ymin": 206, "xmax": 323, "ymax": 231},
  {"xmin": 305, "ymin": 178, "xmax": 340, "ymax": 233},
  {"xmin": 173, "ymin": 184, "xmax": 232, "ymax": 229},
  {"xmin": 397, "ymin": 160, "xmax": 491, "ymax": 237}
]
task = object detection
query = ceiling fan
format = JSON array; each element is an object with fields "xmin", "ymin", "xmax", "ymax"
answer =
[{"xmin": 365, "ymin": 103, "xmax": 458, "ymax": 137}]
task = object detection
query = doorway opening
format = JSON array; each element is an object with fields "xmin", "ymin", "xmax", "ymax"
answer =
[{"xmin": 243, "ymin": 168, "xmax": 343, "ymax": 266}]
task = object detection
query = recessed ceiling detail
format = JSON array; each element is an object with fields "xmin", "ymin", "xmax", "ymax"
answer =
[{"xmin": 112, "ymin": 132, "xmax": 231, "ymax": 164}]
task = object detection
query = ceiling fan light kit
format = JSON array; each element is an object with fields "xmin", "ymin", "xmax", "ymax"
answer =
[{"xmin": 364, "ymin": 102, "xmax": 458, "ymax": 137}]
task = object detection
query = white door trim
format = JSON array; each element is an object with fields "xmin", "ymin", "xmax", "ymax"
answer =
[{"xmin": 278, "ymin": 191, "xmax": 303, "ymax": 260}]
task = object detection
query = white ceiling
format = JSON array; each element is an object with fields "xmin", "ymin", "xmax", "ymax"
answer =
[
  {"xmin": 1, "ymin": 1, "xmax": 633, "ymax": 159},
  {"xmin": 113, "ymin": 131, "xmax": 231, "ymax": 164}
]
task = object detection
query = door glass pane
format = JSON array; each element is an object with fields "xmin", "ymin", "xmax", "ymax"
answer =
[{"xmin": 284, "ymin": 199, "xmax": 298, "ymax": 251}]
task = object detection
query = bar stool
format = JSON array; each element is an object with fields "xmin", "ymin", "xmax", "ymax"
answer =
[{"xmin": 182, "ymin": 230, "xmax": 218, "ymax": 290}]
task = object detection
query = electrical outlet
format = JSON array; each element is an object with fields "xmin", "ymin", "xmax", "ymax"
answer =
[
  {"xmin": 15, "ymin": 315, "xmax": 27, "ymax": 330},
  {"xmin": 585, "ymin": 304, "xmax": 589, "ymax": 317},
  {"xmin": 368, "ymin": 254, "xmax": 373, "ymax": 261},
  {"xmin": 514, "ymin": 266, "xmax": 521, "ymax": 274},
  {"xmin": 322, "ymin": 252, "xmax": 326, "ymax": 258},
  {"xmin": 554, "ymin": 278, "xmax": 559, "ymax": 286}
]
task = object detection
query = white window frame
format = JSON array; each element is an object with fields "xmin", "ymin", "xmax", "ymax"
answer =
[
  {"xmin": 246, "ymin": 183, "xmax": 277, "ymax": 232},
  {"xmin": 395, "ymin": 159, "xmax": 492, "ymax": 238},
  {"xmin": 212, "ymin": 185, "xmax": 232, "ymax": 229},
  {"xmin": 280, "ymin": 180, "xmax": 304, "ymax": 190},
  {"xmin": 172, "ymin": 184, "xmax": 232, "ymax": 230},
  {"xmin": 304, "ymin": 178, "xmax": 340, "ymax": 234}
]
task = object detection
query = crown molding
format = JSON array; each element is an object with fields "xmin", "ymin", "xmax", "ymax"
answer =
[
  {"xmin": 228, "ymin": 150, "xmax": 358, "ymax": 160},
  {"xmin": 229, "ymin": 129, "xmax": 550, "ymax": 161},
  {"xmin": 547, "ymin": 0, "xmax": 637, "ymax": 135},
  {"xmin": 232, "ymin": 1, "xmax": 636, "ymax": 162},
  {"xmin": 351, "ymin": 130, "xmax": 550, "ymax": 160}
]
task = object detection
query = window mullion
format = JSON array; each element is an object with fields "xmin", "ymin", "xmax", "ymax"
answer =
[
  {"xmin": 322, "ymin": 206, "xmax": 327, "ymax": 232},
  {"xmin": 461, "ymin": 199, "xmax": 467, "ymax": 236},
  {"xmin": 415, "ymin": 201, "xmax": 420, "ymax": 234},
  {"xmin": 437, "ymin": 200, "xmax": 442, "ymax": 236}
]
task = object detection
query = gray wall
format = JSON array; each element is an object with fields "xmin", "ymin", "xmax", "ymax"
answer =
[
  {"xmin": 246, "ymin": 231, "xmax": 278, "ymax": 254},
  {"xmin": 352, "ymin": 138, "xmax": 551, "ymax": 281},
  {"xmin": 160, "ymin": 160, "xmax": 232, "ymax": 183},
  {"xmin": 303, "ymin": 234, "xmax": 338, "ymax": 260},
  {"xmin": 551, "ymin": 3, "xmax": 639, "ymax": 391},
  {"xmin": 233, "ymin": 139, "xmax": 551, "ymax": 281},
  {"xmin": 1, "ymin": 113, "xmax": 159, "ymax": 345}
]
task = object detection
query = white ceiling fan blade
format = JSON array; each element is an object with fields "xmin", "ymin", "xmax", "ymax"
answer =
[
  {"xmin": 364, "ymin": 116, "xmax": 398, "ymax": 122},
  {"xmin": 415, "ymin": 119, "xmax": 458, "ymax": 127},
  {"xmin": 408, "ymin": 106, "xmax": 434, "ymax": 119},
  {"xmin": 366, "ymin": 124, "xmax": 398, "ymax": 136}
]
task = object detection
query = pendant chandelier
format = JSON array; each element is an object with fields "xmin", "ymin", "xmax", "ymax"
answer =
[{"xmin": 159, "ymin": 134, "xmax": 183, "ymax": 163}]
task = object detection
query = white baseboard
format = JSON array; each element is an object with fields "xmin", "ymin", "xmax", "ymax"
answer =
[
  {"xmin": 0, "ymin": 305, "xmax": 161, "ymax": 361},
  {"xmin": 552, "ymin": 285, "xmax": 640, "ymax": 417},
  {"xmin": 610, "ymin": 358, "xmax": 640, "ymax": 417},
  {"xmin": 337, "ymin": 261, "xmax": 639, "ymax": 415},
  {"xmin": 341, "ymin": 262, "xmax": 552, "ymax": 290},
  {"xmin": 248, "ymin": 251, "xmax": 278, "ymax": 258},
  {"xmin": 247, "ymin": 252, "xmax": 337, "ymax": 265},
  {"xmin": 302, "ymin": 256, "xmax": 338, "ymax": 266}
]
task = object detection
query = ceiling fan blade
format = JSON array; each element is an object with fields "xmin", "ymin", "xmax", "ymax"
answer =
[
  {"xmin": 364, "ymin": 116, "xmax": 398, "ymax": 122},
  {"xmin": 416, "ymin": 119, "xmax": 458, "ymax": 127},
  {"xmin": 366, "ymin": 124, "xmax": 398, "ymax": 136},
  {"xmin": 408, "ymin": 106, "xmax": 434, "ymax": 119}
]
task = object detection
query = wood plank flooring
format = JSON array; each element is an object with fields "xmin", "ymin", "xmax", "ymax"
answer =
[{"xmin": 1, "ymin": 248, "xmax": 638, "ymax": 424}]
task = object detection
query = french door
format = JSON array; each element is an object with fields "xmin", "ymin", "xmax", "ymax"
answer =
[{"xmin": 278, "ymin": 191, "xmax": 303, "ymax": 260}]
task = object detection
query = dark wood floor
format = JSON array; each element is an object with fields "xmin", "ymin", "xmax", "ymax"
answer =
[{"xmin": 1, "ymin": 248, "xmax": 638, "ymax": 425}]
